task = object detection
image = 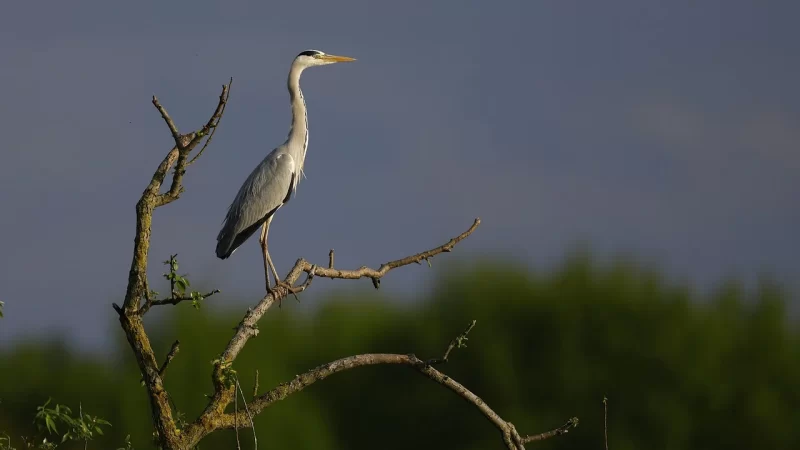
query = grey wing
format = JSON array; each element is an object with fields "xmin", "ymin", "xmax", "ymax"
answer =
[{"xmin": 215, "ymin": 152, "xmax": 296, "ymax": 259}]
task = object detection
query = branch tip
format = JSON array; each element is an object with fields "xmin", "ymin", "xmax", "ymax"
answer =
[
  {"xmin": 427, "ymin": 319, "xmax": 477, "ymax": 366},
  {"xmin": 521, "ymin": 417, "xmax": 580, "ymax": 443}
]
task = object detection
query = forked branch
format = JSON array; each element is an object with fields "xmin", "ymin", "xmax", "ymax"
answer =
[
  {"xmin": 115, "ymin": 79, "xmax": 233, "ymax": 450},
  {"xmin": 152, "ymin": 79, "xmax": 232, "ymax": 207},
  {"xmin": 286, "ymin": 218, "xmax": 481, "ymax": 291},
  {"xmin": 218, "ymin": 218, "xmax": 481, "ymax": 368},
  {"xmin": 205, "ymin": 323, "xmax": 576, "ymax": 450}
]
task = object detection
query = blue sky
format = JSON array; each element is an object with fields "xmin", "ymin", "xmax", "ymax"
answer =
[{"xmin": 0, "ymin": 1, "xmax": 797, "ymax": 351}]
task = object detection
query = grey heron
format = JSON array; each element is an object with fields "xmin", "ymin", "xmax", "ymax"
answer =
[{"xmin": 215, "ymin": 49, "xmax": 356, "ymax": 292}]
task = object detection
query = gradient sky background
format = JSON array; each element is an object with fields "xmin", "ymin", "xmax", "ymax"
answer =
[{"xmin": 0, "ymin": 1, "xmax": 797, "ymax": 352}]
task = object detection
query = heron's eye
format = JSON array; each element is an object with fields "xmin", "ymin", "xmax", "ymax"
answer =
[{"xmin": 313, "ymin": 53, "xmax": 323, "ymax": 59}]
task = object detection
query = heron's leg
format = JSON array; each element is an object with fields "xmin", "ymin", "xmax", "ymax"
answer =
[
  {"xmin": 258, "ymin": 217, "xmax": 283, "ymax": 293},
  {"xmin": 265, "ymin": 251, "xmax": 282, "ymax": 288},
  {"xmin": 259, "ymin": 221, "xmax": 270, "ymax": 291}
]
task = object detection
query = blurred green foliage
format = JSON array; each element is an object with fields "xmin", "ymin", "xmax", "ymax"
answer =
[
  {"xmin": 0, "ymin": 398, "xmax": 115, "ymax": 450},
  {"xmin": 1, "ymin": 254, "xmax": 798, "ymax": 449}
]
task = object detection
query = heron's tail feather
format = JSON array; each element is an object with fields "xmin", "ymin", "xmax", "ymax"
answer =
[
  {"xmin": 215, "ymin": 217, "xmax": 267, "ymax": 260},
  {"xmin": 215, "ymin": 231, "xmax": 237, "ymax": 259}
]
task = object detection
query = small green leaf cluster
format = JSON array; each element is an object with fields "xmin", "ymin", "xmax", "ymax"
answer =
[
  {"xmin": 211, "ymin": 359, "xmax": 238, "ymax": 389},
  {"xmin": 162, "ymin": 255, "xmax": 208, "ymax": 309},
  {"xmin": 35, "ymin": 399, "xmax": 111, "ymax": 444},
  {"xmin": 0, "ymin": 399, "xmax": 125, "ymax": 450},
  {"xmin": 163, "ymin": 254, "xmax": 190, "ymax": 296}
]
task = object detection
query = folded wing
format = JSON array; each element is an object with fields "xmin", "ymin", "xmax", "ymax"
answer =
[{"xmin": 215, "ymin": 152, "xmax": 296, "ymax": 259}]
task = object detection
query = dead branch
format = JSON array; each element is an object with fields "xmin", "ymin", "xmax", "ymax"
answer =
[
  {"xmin": 138, "ymin": 289, "xmax": 221, "ymax": 315},
  {"xmin": 521, "ymin": 418, "xmax": 580, "ymax": 443},
  {"xmin": 286, "ymin": 218, "xmax": 481, "ymax": 290},
  {"xmin": 200, "ymin": 323, "xmax": 575, "ymax": 450},
  {"xmin": 604, "ymin": 396, "xmax": 609, "ymax": 450},
  {"xmin": 188, "ymin": 80, "xmax": 232, "ymax": 166},
  {"xmin": 219, "ymin": 218, "xmax": 480, "ymax": 370},
  {"xmin": 139, "ymin": 340, "xmax": 181, "ymax": 385},
  {"xmin": 426, "ymin": 319, "xmax": 477, "ymax": 365},
  {"xmin": 158, "ymin": 340, "xmax": 181, "ymax": 378},
  {"xmin": 153, "ymin": 79, "xmax": 232, "ymax": 208}
]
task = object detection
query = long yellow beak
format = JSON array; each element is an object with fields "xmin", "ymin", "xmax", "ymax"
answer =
[{"xmin": 321, "ymin": 54, "xmax": 356, "ymax": 63}]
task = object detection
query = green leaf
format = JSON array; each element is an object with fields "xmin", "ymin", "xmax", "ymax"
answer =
[
  {"xmin": 45, "ymin": 415, "xmax": 57, "ymax": 434},
  {"xmin": 174, "ymin": 277, "xmax": 187, "ymax": 294}
]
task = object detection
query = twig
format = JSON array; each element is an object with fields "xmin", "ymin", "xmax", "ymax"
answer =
[
  {"xmin": 252, "ymin": 370, "xmax": 259, "ymax": 399},
  {"xmin": 140, "ymin": 277, "xmax": 153, "ymax": 313},
  {"xmin": 189, "ymin": 78, "xmax": 233, "ymax": 166},
  {"xmin": 603, "ymin": 396, "xmax": 609, "ymax": 450},
  {"xmin": 159, "ymin": 340, "xmax": 181, "ymax": 378},
  {"xmin": 234, "ymin": 382, "xmax": 241, "ymax": 450},
  {"xmin": 152, "ymin": 96, "xmax": 181, "ymax": 145},
  {"xmin": 169, "ymin": 255, "xmax": 177, "ymax": 300},
  {"xmin": 236, "ymin": 376, "xmax": 257, "ymax": 450},
  {"xmin": 138, "ymin": 290, "xmax": 220, "ymax": 315},
  {"xmin": 427, "ymin": 319, "xmax": 477, "ymax": 365},
  {"xmin": 140, "ymin": 340, "xmax": 180, "ymax": 385},
  {"xmin": 328, "ymin": 249, "xmax": 334, "ymax": 269},
  {"xmin": 521, "ymin": 417, "xmax": 579, "ymax": 443}
]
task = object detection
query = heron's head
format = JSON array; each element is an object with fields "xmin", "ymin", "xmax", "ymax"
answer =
[{"xmin": 293, "ymin": 49, "xmax": 356, "ymax": 68}]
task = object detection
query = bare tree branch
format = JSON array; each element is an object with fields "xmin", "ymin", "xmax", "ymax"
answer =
[
  {"xmin": 139, "ymin": 340, "xmax": 181, "ymax": 385},
  {"xmin": 252, "ymin": 370, "xmax": 259, "ymax": 399},
  {"xmin": 138, "ymin": 289, "xmax": 221, "ymax": 315},
  {"xmin": 220, "ymin": 218, "xmax": 480, "ymax": 370},
  {"xmin": 115, "ymin": 80, "xmax": 233, "ymax": 449},
  {"xmin": 426, "ymin": 319, "xmax": 477, "ymax": 365},
  {"xmin": 158, "ymin": 340, "xmax": 181, "ymax": 379},
  {"xmin": 603, "ymin": 396, "xmax": 609, "ymax": 450},
  {"xmin": 204, "ymin": 329, "xmax": 574, "ymax": 450},
  {"xmin": 285, "ymin": 218, "xmax": 481, "ymax": 290},
  {"xmin": 235, "ymin": 377, "xmax": 257, "ymax": 450},
  {"xmin": 189, "ymin": 78, "xmax": 233, "ymax": 166},
  {"xmin": 152, "ymin": 81, "xmax": 232, "ymax": 208},
  {"xmin": 151, "ymin": 96, "xmax": 181, "ymax": 145},
  {"xmin": 521, "ymin": 417, "xmax": 580, "ymax": 443},
  {"xmin": 120, "ymin": 81, "xmax": 232, "ymax": 313}
]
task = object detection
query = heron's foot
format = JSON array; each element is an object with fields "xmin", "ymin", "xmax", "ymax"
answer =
[{"xmin": 268, "ymin": 280, "xmax": 300, "ymax": 306}]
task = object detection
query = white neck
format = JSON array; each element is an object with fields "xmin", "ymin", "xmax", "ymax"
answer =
[{"xmin": 286, "ymin": 64, "xmax": 309, "ymax": 177}]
